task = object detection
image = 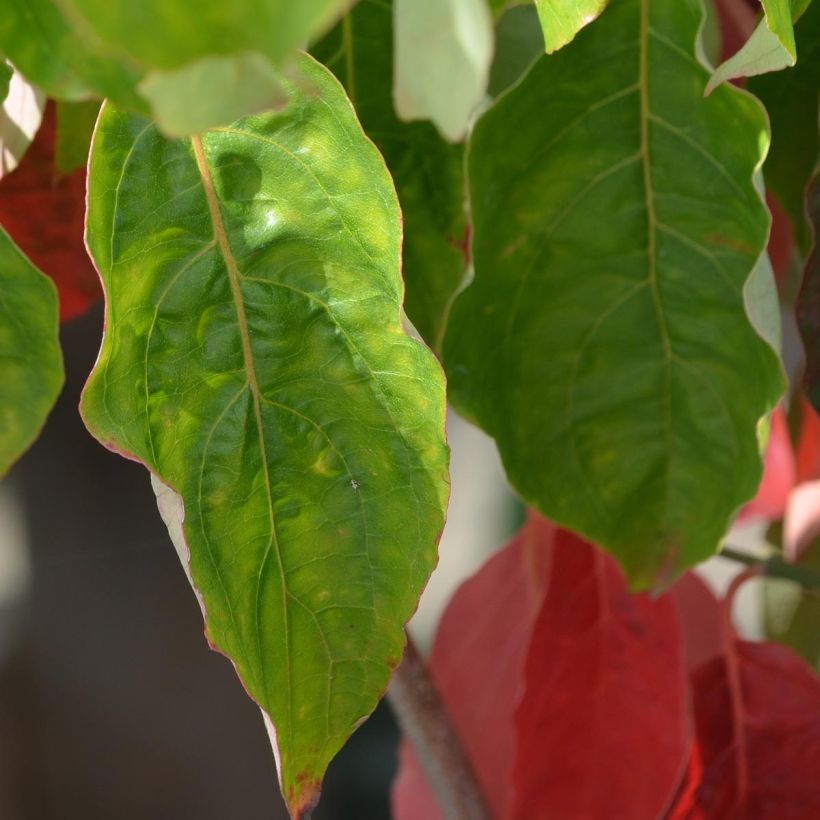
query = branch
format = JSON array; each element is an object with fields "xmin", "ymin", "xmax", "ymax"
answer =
[
  {"xmin": 387, "ymin": 635, "xmax": 492, "ymax": 820},
  {"xmin": 720, "ymin": 545, "xmax": 820, "ymax": 593}
]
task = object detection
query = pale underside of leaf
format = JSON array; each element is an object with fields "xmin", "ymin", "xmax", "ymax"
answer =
[
  {"xmin": 444, "ymin": 0, "xmax": 783, "ymax": 587},
  {"xmin": 393, "ymin": 0, "xmax": 494, "ymax": 142},
  {"xmin": 81, "ymin": 54, "xmax": 448, "ymax": 817},
  {"xmin": 706, "ymin": 0, "xmax": 810, "ymax": 93}
]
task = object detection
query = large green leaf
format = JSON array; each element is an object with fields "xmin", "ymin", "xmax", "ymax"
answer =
[
  {"xmin": 444, "ymin": 0, "xmax": 784, "ymax": 586},
  {"xmin": 0, "ymin": 0, "xmax": 350, "ymax": 135},
  {"xmin": 393, "ymin": 0, "xmax": 494, "ymax": 142},
  {"xmin": 706, "ymin": 0, "xmax": 812, "ymax": 93},
  {"xmin": 534, "ymin": 0, "xmax": 608, "ymax": 53},
  {"xmin": 0, "ymin": 227, "xmax": 63, "ymax": 477},
  {"xmin": 748, "ymin": 0, "xmax": 820, "ymax": 251},
  {"xmin": 81, "ymin": 54, "xmax": 449, "ymax": 817},
  {"xmin": 312, "ymin": 0, "xmax": 468, "ymax": 352}
]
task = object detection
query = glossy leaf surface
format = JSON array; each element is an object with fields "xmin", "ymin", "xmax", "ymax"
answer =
[
  {"xmin": 511, "ymin": 528, "xmax": 688, "ymax": 819},
  {"xmin": 0, "ymin": 103, "xmax": 101, "ymax": 321},
  {"xmin": 393, "ymin": 0, "xmax": 494, "ymax": 142},
  {"xmin": 707, "ymin": 0, "xmax": 811, "ymax": 93},
  {"xmin": 444, "ymin": 0, "xmax": 783, "ymax": 585},
  {"xmin": 312, "ymin": 0, "xmax": 468, "ymax": 351},
  {"xmin": 81, "ymin": 55, "xmax": 449, "ymax": 817},
  {"xmin": 0, "ymin": 226, "xmax": 63, "ymax": 476},
  {"xmin": 534, "ymin": 0, "xmax": 608, "ymax": 53}
]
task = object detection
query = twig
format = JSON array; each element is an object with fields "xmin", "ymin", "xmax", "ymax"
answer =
[
  {"xmin": 720, "ymin": 545, "xmax": 820, "ymax": 592},
  {"xmin": 387, "ymin": 635, "xmax": 492, "ymax": 820}
]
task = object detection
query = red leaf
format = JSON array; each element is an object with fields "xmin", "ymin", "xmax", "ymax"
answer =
[
  {"xmin": 0, "ymin": 101, "xmax": 100, "ymax": 321},
  {"xmin": 391, "ymin": 516, "xmax": 555, "ymax": 820},
  {"xmin": 670, "ymin": 572, "xmax": 723, "ymax": 673},
  {"xmin": 796, "ymin": 397, "xmax": 820, "ymax": 484},
  {"xmin": 676, "ymin": 642, "xmax": 820, "ymax": 819},
  {"xmin": 739, "ymin": 405, "xmax": 795, "ymax": 523},
  {"xmin": 510, "ymin": 530, "xmax": 689, "ymax": 820},
  {"xmin": 670, "ymin": 573, "xmax": 820, "ymax": 819}
]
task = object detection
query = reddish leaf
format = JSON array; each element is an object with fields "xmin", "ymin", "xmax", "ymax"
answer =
[
  {"xmin": 670, "ymin": 572, "xmax": 723, "ymax": 673},
  {"xmin": 670, "ymin": 572, "xmax": 820, "ymax": 819},
  {"xmin": 739, "ymin": 405, "xmax": 795, "ymax": 523},
  {"xmin": 392, "ymin": 516, "xmax": 555, "ymax": 820},
  {"xmin": 767, "ymin": 192, "xmax": 795, "ymax": 292},
  {"xmin": 675, "ymin": 641, "xmax": 820, "ymax": 819},
  {"xmin": 0, "ymin": 101, "xmax": 99, "ymax": 321},
  {"xmin": 510, "ymin": 530, "xmax": 689, "ymax": 820},
  {"xmin": 796, "ymin": 397, "xmax": 820, "ymax": 484}
]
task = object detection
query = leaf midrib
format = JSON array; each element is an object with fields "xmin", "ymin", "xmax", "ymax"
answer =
[
  {"xmin": 639, "ymin": 0, "xmax": 673, "ymax": 536},
  {"xmin": 190, "ymin": 135, "xmax": 293, "ymax": 752}
]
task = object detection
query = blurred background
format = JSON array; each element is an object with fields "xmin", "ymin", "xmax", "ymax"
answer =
[{"xmin": 0, "ymin": 305, "xmax": 521, "ymax": 820}]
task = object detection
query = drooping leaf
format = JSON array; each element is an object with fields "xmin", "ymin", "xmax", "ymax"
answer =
[
  {"xmin": 393, "ymin": 0, "xmax": 494, "ymax": 142},
  {"xmin": 671, "ymin": 635, "xmax": 820, "ymax": 816},
  {"xmin": 0, "ymin": 226, "xmax": 63, "ymax": 477},
  {"xmin": 510, "ymin": 528, "xmax": 689, "ymax": 819},
  {"xmin": 0, "ymin": 103, "xmax": 100, "ymax": 321},
  {"xmin": 799, "ymin": 172, "xmax": 820, "ymax": 411},
  {"xmin": 0, "ymin": 68, "xmax": 46, "ymax": 177},
  {"xmin": 312, "ymin": 0, "xmax": 468, "ymax": 352},
  {"xmin": 393, "ymin": 516, "xmax": 555, "ymax": 820},
  {"xmin": 55, "ymin": 100, "xmax": 100, "ymax": 175},
  {"xmin": 488, "ymin": 4, "xmax": 545, "ymax": 98},
  {"xmin": 706, "ymin": 0, "xmax": 812, "ymax": 93},
  {"xmin": 444, "ymin": 0, "xmax": 784, "ymax": 586},
  {"xmin": 748, "ymin": 1, "xmax": 820, "ymax": 251},
  {"xmin": 0, "ymin": 0, "xmax": 350, "ymax": 135},
  {"xmin": 80, "ymin": 54, "xmax": 449, "ymax": 818},
  {"xmin": 533, "ymin": 0, "xmax": 608, "ymax": 53}
]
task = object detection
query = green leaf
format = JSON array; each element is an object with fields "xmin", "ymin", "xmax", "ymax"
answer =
[
  {"xmin": 748, "ymin": 0, "xmax": 820, "ymax": 251},
  {"xmin": 534, "ymin": 0, "xmax": 608, "ymax": 53},
  {"xmin": 489, "ymin": 4, "xmax": 545, "ymax": 97},
  {"xmin": 312, "ymin": 0, "xmax": 468, "ymax": 352},
  {"xmin": 0, "ymin": 0, "xmax": 351, "ymax": 135},
  {"xmin": 137, "ymin": 52, "xmax": 289, "ymax": 138},
  {"xmin": 0, "ymin": 226, "xmax": 63, "ymax": 477},
  {"xmin": 393, "ymin": 0, "xmax": 494, "ymax": 142},
  {"xmin": 55, "ymin": 100, "xmax": 100, "ymax": 175},
  {"xmin": 443, "ymin": 0, "xmax": 784, "ymax": 587},
  {"xmin": 0, "ymin": 0, "xmax": 146, "ymax": 110},
  {"xmin": 706, "ymin": 0, "xmax": 812, "ymax": 93},
  {"xmin": 80, "ymin": 54, "xmax": 449, "ymax": 817}
]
